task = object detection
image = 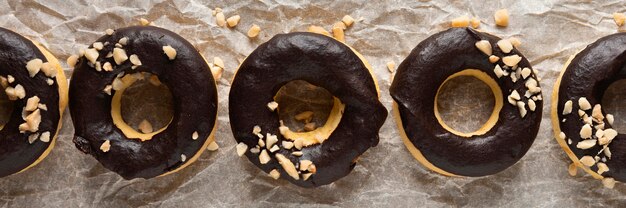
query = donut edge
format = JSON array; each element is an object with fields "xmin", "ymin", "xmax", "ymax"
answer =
[
  {"xmin": 392, "ymin": 102, "xmax": 459, "ymax": 177},
  {"xmin": 550, "ymin": 52, "xmax": 603, "ymax": 180},
  {"xmin": 17, "ymin": 41, "xmax": 69, "ymax": 174},
  {"xmin": 156, "ymin": 56, "xmax": 219, "ymax": 178}
]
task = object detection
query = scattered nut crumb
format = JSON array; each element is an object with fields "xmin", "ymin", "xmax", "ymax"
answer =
[
  {"xmin": 603, "ymin": 177, "xmax": 616, "ymax": 189},
  {"xmin": 181, "ymin": 154, "xmax": 187, "ymax": 162},
  {"xmin": 292, "ymin": 151, "xmax": 303, "ymax": 156},
  {"xmin": 207, "ymin": 141, "xmax": 219, "ymax": 151},
  {"xmin": 342, "ymin": 15, "xmax": 355, "ymax": 27},
  {"xmin": 386, "ymin": 61, "xmax": 396, "ymax": 73},
  {"xmin": 236, "ymin": 142, "xmax": 248, "ymax": 156},
  {"xmin": 494, "ymin": 9, "xmax": 509, "ymax": 27},
  {"xmin": 247, "ymin": 24, "xmax": 261, "ymax": 38},
  {"xmin": 216, "ymin": 12, "xmax": 226, "ymax": 27},
  {"xmin": 470, "ymin": 17, "xmax": 480, "ymax": 28},
  {"xmin": 139, "ymin": 18, "xmax": 150, "ymax": 26},
  {"xmin": 269, "ymin": 169, "xmax": 280, "ymax": 179},
  {"xmin": 226, "ymin": 15, "xmax": 241, "ymax": 27},
  {"xmin": 614, "ymin": 13, "xmax": 626, "ymax": 27},
  {"xmin": 105, "ymin": 29, "xmax": 114, "ymax": 35},
  {"xmin": 332, "ymin": 26, "xmax": 345, "ymax": 42},
  {"xmin": 568, "ymin": 163, "xmax": 577, "ymax": 176},
  {"xmin": 192, "ymin": 131, "xmax": 199, "ymax": 140},
  {"xmin": 451, "ymin": 15, "xmax": 470, "ymax": 27}
]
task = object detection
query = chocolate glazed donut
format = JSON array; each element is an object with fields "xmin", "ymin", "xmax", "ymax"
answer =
[
  {"xmin": 229, "ymin": 32, "xmax": 387, "ymax": 187},
  {"xmin": 390, "ymin": 28, "xmax": 542, "ymax": 176},
  {"xmin": 70, "ymin": 26, "xmax": 218, "ymax": 179},
  {"xmin": 0, "ymin": 27, "xmax": 68, "ymax": 177},
  {"xmin": 552, "ymin": 33, "xmax": 626, "ymax": 185}
]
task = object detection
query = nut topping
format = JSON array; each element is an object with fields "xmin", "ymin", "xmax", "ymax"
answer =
[
  {"xmin": 474, "ymin": 40, "xmax": 492, "ymax": 56},
  {"xmin": 162, "ymin": 45, "xmax": 177, "ymax": 60},
  {"xmin": 113, "ymin": 48, "xmax": 128, "ymax": 65},
  {"xmin": 100, "ymin": 140, "xmax": 111, "ymax": 152},
  {"xmin": 497, "ymin": 39, "xmax": 513, "ymax": 53},
  {"xmin": 236, "ymin": 142, "xmax": 248, "ymax": 156},
  {"xmin": 275, "ymin": 153, "xmax": 299, "ymax": 180},
  {"xmin": 562, "ymin": 100, "xmax": 573, "ymax": 115}
]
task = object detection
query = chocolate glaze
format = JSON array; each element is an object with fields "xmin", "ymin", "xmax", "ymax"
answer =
[
  {"xmin": 69, "ymin": 26, "xmax": 217, "ymax": 179},
  {"xmin": 0, "ymin": 27, "xmax": 62, "ymax": 177},
  {"xmin": 229, "ymin": 32, "xmax": 387, "ymax": 187},
  {"xmin": 390, "ymin": 28, "xmax": 542, "ymax": 176},
  {"xmin": 557, "ymin": 33, "xmax": 626, "ymax": 182}
]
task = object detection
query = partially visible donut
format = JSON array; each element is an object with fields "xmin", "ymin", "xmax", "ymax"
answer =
[
  {"xmin": 0, "ymin": 27, "xmax": 68, "ymax": 177},
  {"xmin": 69, "ymin": 26, "xmax": 218, "ymax": 179},
  {"xmin": 390, "ymin": 28, "xmax": 542, "ymax": 177},
  {"xmin": 552, "ymin": 33, "xmax": 626, "ymax": 188},
  {"xmin": 229, "ymin": 32, "xmax": 387, "ymax": 187}
]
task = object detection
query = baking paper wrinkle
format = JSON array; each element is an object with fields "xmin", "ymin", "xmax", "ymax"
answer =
[{"xmin": 0, "ymin": 0, "xmax": 626, "ymax": 207}]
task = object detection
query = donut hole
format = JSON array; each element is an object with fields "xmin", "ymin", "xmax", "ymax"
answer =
[
  {"xmin": 0, "ymin": 84, "xmax": 14, "ymax": 128},
  {"xmin": 119, "ymin": 73, "xmax": 174, "ymax": 134},
  {"xmin": 435, "ymin": 75, "xmax": 496, "ymax": 134},
  {"xmin": 601, "ymin": 79, "xmax": 626, "ymax": 133},
  {"xmin": 274, "ymin": 80, "xmax": 334, "ymax": 132}
]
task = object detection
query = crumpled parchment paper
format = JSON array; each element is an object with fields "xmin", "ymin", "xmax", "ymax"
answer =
[{"xmin": 1, "ymin": 0, "xmax": 626, "ymax": 207}]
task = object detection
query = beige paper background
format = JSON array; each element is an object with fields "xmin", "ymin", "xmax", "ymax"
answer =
[{"xmin": 1, "ymin": 0, "xmax": 626, "ymax": 207}]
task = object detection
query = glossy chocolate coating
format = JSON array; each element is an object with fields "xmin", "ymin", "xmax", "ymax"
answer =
[
  {"xmin": 69, "ymin": 26, "xmax": 217, "ymax": 179},
  {"xmin": 390, "ymin": 28, "xmax": 542, "ymax": 176},
  {"xmin": 557, "ymin": 33, "xmax": 626, "ymax": 182},
  {"xmin": 229, "ymin": 32, "xmax": 387, "ymax": 187},
  {"xmin": 0, "ymin": 27, "xmax": 62, "ymax": 177}
]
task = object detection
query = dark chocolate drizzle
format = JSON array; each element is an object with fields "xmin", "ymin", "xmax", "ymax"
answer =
[
  {"xmin": 229, "ymin": 32, "xmax": 387, "ymax": 187},
  {"xmin": 390, "ymin": 28, "xmax": 542, "ymax": 176},
  {"xmin": 69, "ymin": 26, "xmax": 217, "ymax": 179},
  {"xmin": 0, "ymin": 27, "xmax": 62, "ymax": 177},
  {"xmin": 557, "ymin": 33, "xmax": 626, "ymax": 182}
]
